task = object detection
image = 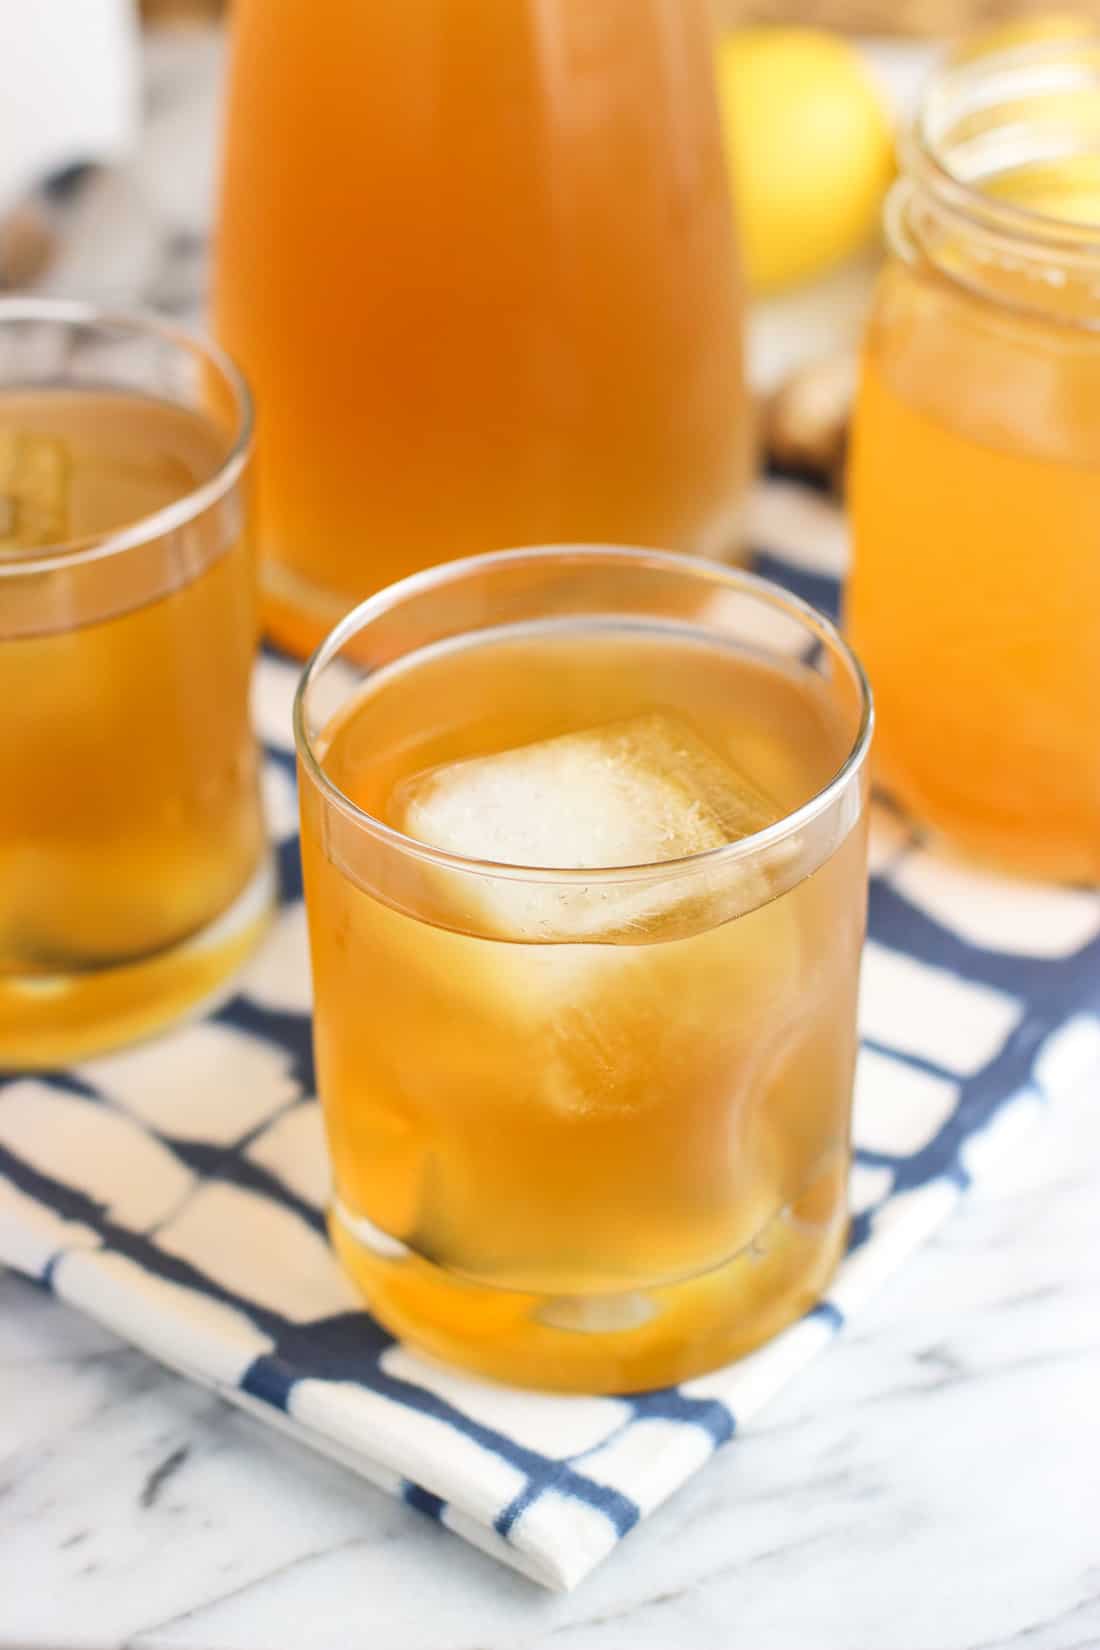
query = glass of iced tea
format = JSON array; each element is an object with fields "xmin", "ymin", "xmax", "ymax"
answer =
[
  {"xmin": 296, "ymin": 548, "xmax": 871, "ymax": 1392},
  {"xmin": 0, "ymin": 300, "xmax": 270, "ymax": 1067},
  {"xmin": 848, "ymin": 38, "xmax": 1100, "ymax": 882},
  {"xmin": 214, "ymin": 0, "xmax": 751, "ymax": 657}
]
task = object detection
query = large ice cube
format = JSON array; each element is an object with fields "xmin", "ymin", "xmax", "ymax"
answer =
[
  {"xmin": 400, "ymin": 711, "xmax": 775, "ymax": 871},
  {"xmin": 393, "ymin": 896, "xmax": 809, "ymax": 1283},
  {"xmin": 348, "ymin": 715, "xmax": 811, "ymax": 1279},
  {"xmin": 0, "ymin": 430, "xmax": 70, "ymax": 552},
  {"xmin": 396, "ymin": 711, "xmax": 796, "ymax": 942}
]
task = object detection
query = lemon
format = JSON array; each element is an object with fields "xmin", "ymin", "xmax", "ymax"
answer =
[{"xmin": 717, "ymin": 28, "xmax": 895, "ymax": 294}]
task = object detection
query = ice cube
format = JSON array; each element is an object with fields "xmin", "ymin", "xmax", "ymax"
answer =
[
  {"xmin": 396, "ymin": 711, "xmax": 792, "ymax": 942},
  {"xmin": 399, "ymin": 896, "xmax": 806, "ymax": 1284},
  {"xmin": 401, "ymin": 711, "xmax": 775, "ymax": 871},
  {"xmin": 0, "ymin": 430, "xmax": 70, "ymax": 552},
  {"xmin": 348, "ymin": 770, "xmax": 808, "ymax": 1287}
]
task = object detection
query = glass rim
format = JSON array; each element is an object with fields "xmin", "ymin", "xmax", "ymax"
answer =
[
  {"xmin": 0, "ymin": 296, "xmax": 254, "ymax": 580},
  {"xmin": 907, "ymin": 35, "xmax": 1100, "ymax": 261},
  {"xmin": 293, "ymin": 544, "xmax": 874, "ymax": 885}
]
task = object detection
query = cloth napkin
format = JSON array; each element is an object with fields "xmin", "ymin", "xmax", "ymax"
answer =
[{"xmin": 2, "ymin": 476, "xmax": 1098, "ymax": 1591}]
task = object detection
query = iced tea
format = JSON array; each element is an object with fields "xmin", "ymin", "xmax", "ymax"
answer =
[
  {"xmin": 297, "ymin": 551, "xmax": 870, "ymax": 1392},
  {"xmin": 848, "ymin": 41, "xmax": 1100, "ymax": 882},
  {"xmin": 0, "ymin": 307, "xmax": 269, "ymax": 1066},
  {"xmin": 215, "ymin": 0, "xmax": 750, "ymax": 656}
]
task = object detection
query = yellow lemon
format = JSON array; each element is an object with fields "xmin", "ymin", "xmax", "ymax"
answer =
[{"xmin": 717, "ymin": 28, "xmax": 895, "ymax": 294}]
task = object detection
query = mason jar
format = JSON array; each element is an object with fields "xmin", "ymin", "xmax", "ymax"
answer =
[{"xmin": 848, "ymin": 37, "xmax": 1100, "ymax": 883}]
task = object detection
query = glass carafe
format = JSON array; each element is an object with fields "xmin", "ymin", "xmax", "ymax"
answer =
[{"xmin": 214, "ymin": 0, "xmax": 751, "ymax": 656}]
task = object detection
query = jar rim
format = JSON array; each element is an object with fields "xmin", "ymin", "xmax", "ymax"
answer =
[{"xmin": 906, "ymin": 35, "xmax": 1100, "ymax": 262}]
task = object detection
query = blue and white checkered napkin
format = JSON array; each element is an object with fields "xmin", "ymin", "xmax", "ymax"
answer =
[{"xmin": 2, "ymin": 477, "xmax": 1099, "ymax": 1591}]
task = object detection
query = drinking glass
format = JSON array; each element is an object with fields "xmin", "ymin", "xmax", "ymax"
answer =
[
  {"xmin": 295, "ymin": 547, "xmax": 871, "ymax": 1392},
  {"xmin": 0, "ymin": 300, "xmax": 271, "ymax": 1066}
]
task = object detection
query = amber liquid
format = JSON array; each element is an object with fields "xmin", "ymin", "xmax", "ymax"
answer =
[
  {"xmin": 300, "ymin": 624, "xmax": 866, "ymax": 1391},
  {"xmin": 0, "ymin": 390, "xmax": 268, "ymax": 1066},
  {"xmin": 848, "ymin": 181, "xmax": 1100, "ymax": 882},
  {"xmin": 215, "ymin": 0, "xmax": 750, "ymax": 656}
]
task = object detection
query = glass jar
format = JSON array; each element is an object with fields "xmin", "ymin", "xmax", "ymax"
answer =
[
  {"xmin": 848, "ymin": 38, "xmax": 1100, "ymax": 883},
  {"xmin": 214, "ymin": 0, "xmax": 751, "ymax": 657}
]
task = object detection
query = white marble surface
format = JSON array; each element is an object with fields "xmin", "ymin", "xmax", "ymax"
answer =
[
  {"xmin": 3, "ymin": 1072, "xmax": 1098, "ymax": 1650},
  {"xmin": 4, "ymin": 24, "xmax": 1100, "ymax": 1650}
]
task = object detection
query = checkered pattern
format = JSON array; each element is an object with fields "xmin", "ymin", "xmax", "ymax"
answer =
[{"xmin": 2, "ymin": 477, "xmax": 1098, "ymax": 1590}]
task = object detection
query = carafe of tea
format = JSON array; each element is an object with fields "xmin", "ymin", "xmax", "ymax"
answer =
[{"xmin": 214, "ymin": 0, "xmax": 751, "ymax": 655}]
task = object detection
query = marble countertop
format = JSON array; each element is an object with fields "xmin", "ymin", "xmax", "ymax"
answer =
[
  {"xmin": 3, "ymin": 25, "xmax": 1099, "ymax": 1650},
  {"xmin": 6, "ymin": 1073, "xmax": 1099, "ymax": 1650}
]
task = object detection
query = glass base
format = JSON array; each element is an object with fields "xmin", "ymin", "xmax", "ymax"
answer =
[
  {"xmin": 930, "ymin": 822, "xmax": 1099, "ymax": 886},
  {"xmin": 329, "ymin": 1159, "xmax": 849, "ymax": 1394},
  {"xmin": 0, "ymin": 857, "xmax": 275, "ymax": 1070},
  {"xmin": 259, "ymin": 498, "xmax": 754, "ymax": 663},
  {"xmin": 876, "ymin": 760, "xmax": 1099, "ymax": 885},
  {"xmin": 261, "ymin": 559, "xmax": 360, "ymax": 661}
]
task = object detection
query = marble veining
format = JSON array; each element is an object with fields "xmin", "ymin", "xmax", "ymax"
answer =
[{"xmin": 3, "ymin": 1067, "xmax": 1099, "ymax": 1649}]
